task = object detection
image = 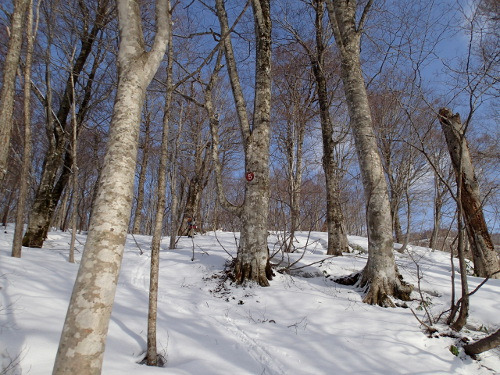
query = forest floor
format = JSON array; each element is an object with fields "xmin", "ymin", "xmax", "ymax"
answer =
[{"xmin": 1, "ymin": 225, "xmax": 499, "ymax": 374}]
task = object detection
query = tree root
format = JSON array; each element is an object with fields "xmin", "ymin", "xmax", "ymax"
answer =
[
  {"xmin": 335, "ymin": 270, "xmax": 413, "ymax": 307},
  {"xmin": 234, "ymin": 259, "xmax": 271, "ymax": 287}
]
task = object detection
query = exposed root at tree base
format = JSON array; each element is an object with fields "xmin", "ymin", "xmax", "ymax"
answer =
[
  {"xmin": 334, "ymin": 271, "xmax": 361, "ymax": 286},
  {"xmin": 139, "ymin": 353, "xmax": 166, "ymax": 367},
  {"xmin": 335, "ymin": 271, "xmax": 413, "ymax": 308},
  {"xmin": 361, "ymin": 275, "xmax": 413, "ymax": 307},
  {"xmin": 233, "ymin": 259, "xmax": 273, "ymax": 287}
]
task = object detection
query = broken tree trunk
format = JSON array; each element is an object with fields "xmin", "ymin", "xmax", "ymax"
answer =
[{"xmin": 438, "ymin": 108, "xmax": 499, "ymax": 279}]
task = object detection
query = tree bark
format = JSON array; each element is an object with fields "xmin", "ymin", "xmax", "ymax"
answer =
[
  {"xmin": 52, "ymin": 0, "xmax": 170, "ymax": 373},
  {"xmin": 147, "ymin": 12, "xmax": 172, "ymax": 365},
  {"xmin": 429, "ymin": 171, "xmax": 445, "ymax": 250},
  {"xmin": 169, "ymin": 102, "xmax": 184, "ymax": 249},
  {"xmin": 439, "ymin": 108, "xmax": 499, "ymax": 279},
  {"xmin": 22, "ymin": 0, "xmax": 109, "ymax": 248},
  {"xmin": 216, "ymin": 0, "xmax": 273, "ymax": 286},
  {"xmin": 464, "ymin": 329, "xmax": 500, "ymax": 356},
  {"xmin": 312, "ymin": 0, "xmax": 348, "ymax": 256},
  {"xmin": 326, "ymin": 0, "xmax": 412, "ymax": 306},
  {"xmin": 0, "ymin": 0, "xmax": 30, "ymax": 183},
  {"xmin": 12, "ymin": 0, "xmax": 34, "ymax": 258},
  {"xmin": 132, "ymin": 115, "xmax": 151, "ymax": 234},
  {"xmin": 178, "ymin": 141, "xmax": 211, "ymax": 236}
]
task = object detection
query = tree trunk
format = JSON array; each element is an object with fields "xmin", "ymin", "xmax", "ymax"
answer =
[
  {"xmin": 326, "ymin": 0, "xmax": 412, "ymax": 306},
  {"xmin": 464, "ymin": 329, "xmax": 500, "ymax": 356},
  {"xmin": 147, "ymin": 16, "xmax": 172, "ymax": 365},
  {"xmin": 429, "ymin": 171, "xmax": 444, "ymax": 250},
  {"xmin": 439, "ymin": 108, "xmax": 499, "ymax": 279},
  {"xmin": 216, "ymin": 0, "xmax": 273, "ymax": 286},
  {"xmin": 169, "ymin": 102, "xmax": 184, "ymax": 249},
  {"xmin": 312, "ymin": 0, "xmax": 348, "ymax": 256},
  {"xmin": 0, "ymin": 0, "xmax": 30, "ymax": 183},
  {"xmin": 68, "ymin": 61, "xmax": 79, "ymax": 264},
  {"xmin": 23, "ymin": 1, "xmax": 109, "ymax": 248},
  {"xmin": 178, "ymin": 142, "xmax": 210, "ymax": 236},
  {"xmin": 12, "ymin": 0, "xmax": 34, "ymax": 258},
  {"xmin": 132, "ymin": 115, "xmax": 151, "ymax": 234},
  {"xmin": 52, "ymin": 0, "xmax": 170, "ymax": 373}
]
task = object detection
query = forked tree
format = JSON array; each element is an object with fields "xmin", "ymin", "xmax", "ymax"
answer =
[
  {"xmin": 52, "ymin": 0, "xmax": 170, "ymax": 373},
  {"xmin": 326, "ymin": 0, "xmax": 412, "ymax": 306},
  {"xmin": 215, "ymin": 0, "xmax": 273, "ymax": 286}
]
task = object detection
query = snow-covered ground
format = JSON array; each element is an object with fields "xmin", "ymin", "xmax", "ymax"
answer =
[{"xmin": 1, "ymin": 225, "xmax": 499, "ymax": 374}]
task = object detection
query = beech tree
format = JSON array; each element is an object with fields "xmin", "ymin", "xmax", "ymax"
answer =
[
  {"xmin": 326, "ymin": 0, "xmax": 412, "ymax": 306},
  {"xmin": 12, "ymin": 0, "xmax": 35, "ymax": 258},
  {"xmin": 214, "ymin": 0, "xmax": 273, "ymax": 286},
  {"xmin": 146, "ymin": 6, "xmax": 172, "ymax": 364},
  {"xmin": 0, "ymin": 0, "xmax": 30, "ymax": 183},
  {"xmin": 52, "ymin": 0, "xmax": 170, "ymax": 373}
]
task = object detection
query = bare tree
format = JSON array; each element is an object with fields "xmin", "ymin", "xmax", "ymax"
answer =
[
  {"xmin": 215, "ymin": 0, "xmax": 274, "ymax": 286},
  {"xmin": 146, "ymin": 4, "xmax": 172, "ymax": 365},
  {"xmin": 52, "ymin": 0, "xmax": 170, "ymax": 373},
  {"xmin": 271, "ymin": 45, "xmax": 315, "ymax": 252},
  {"xmin": 132, "ymin": 111, "xmax": 152, "ymax": 234},
  {"xmin": 12, "ymin": 0, "xmax": 36, "ymax": 258},
  {"xmin": 0, "ymin": 0, "xmax": 30, "ymax": 183},
  {"xmin": 326, "ymin": 0, "xmax": 412, "ymax": 306},
  {"xmin": 278, "ymin": 0, "xmax": 349, "ymax": 256},
  {"xmin": 22, "ymin": 0, "xmax": 111, "ymax": 248}
]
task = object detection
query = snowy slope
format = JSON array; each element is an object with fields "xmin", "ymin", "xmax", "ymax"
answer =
[{"xmin": 1, "ymin": 226, "xmax": 499, "ymax": 374}]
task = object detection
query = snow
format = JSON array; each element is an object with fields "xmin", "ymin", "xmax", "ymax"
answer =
[{"xmin": 1, "ymin": 225, "xmax": 499, "ymax": 374}]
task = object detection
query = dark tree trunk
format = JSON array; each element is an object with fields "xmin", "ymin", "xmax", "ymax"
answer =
[
  {"xmin": 23, "ymin": 1, "xmax": 109, "ymax": 248},
  {"xmin": 311, "ymin": 0, "xmax": 348, "ymax": 256},
  {"xmin": 439, "ymin": 108, "xmax": 499, "ymax": 279},
  {"xmin": 464, "ymin": 329, "xmax": 500, "ymax": 357},
  {"xmin": 132, "ymin": 115, "xmax": 151, "ymax": 234}
]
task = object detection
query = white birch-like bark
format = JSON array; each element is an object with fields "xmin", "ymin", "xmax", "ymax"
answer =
[
  {"xmin": 147, "ymin": 13, "xmax": 172, "ymax": 365},
  {"xmin": 52, "ymin": 0, "xmax": 170, "ymax": 373},
  {"xmin": 326, "ymin": 0, "xmax": 412, "ymax": 306},
  {"xmin": 0, "ymin": 0, "xmax": 30, "ymax": 182}
]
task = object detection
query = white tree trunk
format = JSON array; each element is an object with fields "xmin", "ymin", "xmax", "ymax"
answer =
[
  {"xmin": 326, "ymin": 0, "xmax": 412, "ymax": 306},
  {"xmin": 52, "ymin": 0, "xmax": 169, "ymax": 373},
  {"xmin": 147, "ymin": 16, "xmax": 172, "ymax": 365}
]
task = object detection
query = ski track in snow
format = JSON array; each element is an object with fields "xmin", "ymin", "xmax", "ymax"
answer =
[
  {"xmin": 127, "ymin": 253, "xmax": 151, "ymax": 291},
  {"xmin": 122, "ymin": 244, "xmax": 288, "ymax": 375},
  {"xmin": 210, "ymin": 314, "xmax": 287, "ymax": 375}
]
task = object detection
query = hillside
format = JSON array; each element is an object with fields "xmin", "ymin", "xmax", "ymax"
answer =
[{"xmin": 1, "ymin": 226, "xmax": 499, "ymax": 374}]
